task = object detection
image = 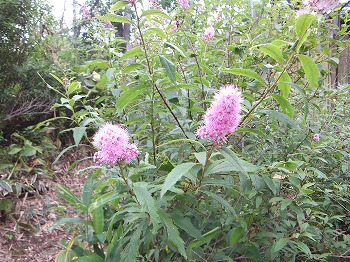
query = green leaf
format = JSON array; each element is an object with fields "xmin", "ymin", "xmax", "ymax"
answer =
[
  {"xmin": 141, "ymin": 9, "xmax": 170, "ymax": 19},
  {"xmin": 270, "ymin": 94, "xmax": 294, "ymax": 118},
  {"xmin": 277, "ymin": 72, "xmax": 292, "ymax": 97},
  {"xmin": 230, "ymin": 225, "xmax": 245, "ymax": 245},
  {"xmin": 88, "ymin": 191, "xmax": 119, "ymax": 212},
  {"xmin": 202, "ymin": 190, "xmax": 237, "ymax": 216},
  {"xmin": 295, "ymin": 240, "xmax": 312, "ymax": 256},
  {"xmin": 258, "ymin": 109, "xmax": 300, "ymax": 130},
  {"xmin": 120, "ymin": 227, "xmax": 142, "ymax": 262},
  {"xmin": 119, "ymin": 46, "xmax": 144, "ymax": 60},
  {"xmin": 123, "ymin": 63, "xmax": 143, "ymax": 74},
  {"xmin": 134, "ymin": 186, "xmax": 159, "ymax": 233},
  {"xmin": 55, "ymin": 250, "xmax": 76, "ymax": 262},
  {"xmin": 262, "ymin": 175, "xmax": 277, "ymax": 195},
  {"xmin": 82, "ymin": 173, "xmax": 94, "ymax": 207},
  {"xmin": 218, "ymin": 148, "xmax": 251, "ymax": 176},
  {"xmin": 160, "ymin": 163, "xmax": 196, "ymax": 197},
  {"xmin": 258, "ymin": 44, "xmax": 284, "ymax": 64},
  {"xmin": 297, "ymin": 54, "xmax": 320, "ymax": 87},
  {"xmin": 222, "ymin": 68, "xmax": 266, "ymax": 86},
  {"xmin": 144, "ymin": 28, "xmax": 167, "ymax": 39},
  {"xmin": 235, "ymin": 127, "xmax": 266, "ymax": 138},
  {"xmin": 116, "ymin": 84, "xmax": 148, "ymax": 110},
  {"xmin": 171, "ymin": 214, "xmax": 204, "ymax": 240},
  {"xmin": 292, "ymin": 83, "xmax": 309, "ymax": 122},
  {"xmin": 164, "ymin": 42, "xmax": 187, "ymax": 58},
  {"xmin": 159, "ymin": 210, "xmax": 187, "ymax": 258},
  {"xmin": 67, "ymin": 81, "xmax": 80, "ymax": 95},
  {"xmin": 295, "ymin": 14, "xmax": 316, "ymax": 41},
  {"xmin": 159, "ymin": 55, "xmax": 177, "ymax": 84},
  {"xmin": 92, "ymin": 206, "xmax": 104, "ymax": 234},
  {"xmin": 73, "ymin": 127, "xmax": 86, "ymax": 145},
  {"xmin": 274, "ymin": 238, "xmax": 289, "ymax": 252},
  {"xmin": 50, "ymin": 217, "xmax": 90, "ymax": 230},
  {"xmin": 187, "ymin": 227, "xmax": 221, "ymax": 258},
  {"xmin": 193, "ymin": 152, "xmax": 206, "ymax": 166},
  {"xmin": 96, "ymin": 14, "xmax": 134, "ymax": 24},
  {"xmin": 71, "ymin": 256, "xmax": 104, "ymax": 262},
  {"xmin": 110, "ymin": 0, "xmax": 128, "ymax": 12}
]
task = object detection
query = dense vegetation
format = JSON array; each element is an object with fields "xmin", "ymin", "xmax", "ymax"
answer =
[{"xmin": 1, "ymin": 0, "xmax": 349, "ymax": 261}]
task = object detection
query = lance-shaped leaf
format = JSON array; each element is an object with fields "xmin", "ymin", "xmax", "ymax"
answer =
[
  {"xmin": 160, "ymin": 163, "xmax": 196, "ymax": 197},
  {"xmin": 96, "ymin": 14, "xmax": 134, "ymax": 25},
  {"xmin": 271, "ymin": 94, "xmax": 294, "ymax": 118},
  {"xmin": 134, "ymin": 186, "xmax": 159, "ymax": 233},
  {"xmin": 160, "ymin": 55, "xmax": 177, "ymax": 84},
  {"xmin": 223, "ymin": 68, "xmax": 266, "ymax": 86},
  {"xmin": 298, "ymin": 54, "xmax": 320, "ymax": 87},
  {"xmin": 110, "ymin": 1, "xmax": 128, "ymax": 12},
  {"xmin": 259, "ymin": 43, "xmax": 284, "ymax": 64}
]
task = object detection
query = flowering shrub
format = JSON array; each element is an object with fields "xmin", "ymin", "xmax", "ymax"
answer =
[
  {"xmin": 196, "ymin": 84, "xmax": 242, "ymax": 144},
  {"xmin": 50, "ymin": 0, "xmax": 349, "ymax": 261}
]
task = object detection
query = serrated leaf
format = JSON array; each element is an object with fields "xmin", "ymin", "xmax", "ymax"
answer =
[
  {"xmin": 120, "ymin": 227, "xmax": 142, "ymax": 262},
  {"xmin": 134, "ymin": 186, "xmax": 159, "ymax": 232},
  {"xmin": 110, "ymin": 0, "xmax": 128, "ymax": 12},
  {"xmin": 298, "ymin": 54, "xmax": 320, "ymax": 87},
  {"xmin": 259, "ymin": 44, "xmax": 284, "ymax": 64},
  {"xmin": 96, "ymin": 14, "xmax": 134, "ymax": 24},
  {"xmin": 222, "ymin": 68, "xmax": 266, "ymax": 86},
  {"xmin": 271, "ymin": 94, "xmax": 294, "ymax": 118},
  {"xmin": 160, "ymin": 163, "xmax": 196, "ymax": 197},
  {"xmin": 277, "ymin": 72, "xmax": 292, "ymax": 97},
  {"xmin": 119, "ymin": 46, "xmax": 144, "ymax": 60},
  {"xmin": 159, "ymin": 55, "xmax": 177, "ymax": 84},
  {"xmin": 73, "ymin": 127, "xmax": 86, "ymax": 145}
]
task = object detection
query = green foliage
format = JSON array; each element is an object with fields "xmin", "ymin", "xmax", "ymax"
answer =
[{"xmin": 48, "ymin": 0, "xmax": 350, "ymax": 261}]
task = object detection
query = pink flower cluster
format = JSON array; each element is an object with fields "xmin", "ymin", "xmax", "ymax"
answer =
[
  {"xmin": 196, "ymin": 84, "xmax": 242, "ymax": 144},
  {"xmin": 104, "ymin": 20, "xmax": 113, "ymax": 28},
  {"xmin": 178, "ymin": 0, "xmax": 190, "ymax": 9},
  {"xmin": 81, "ymin": 4, "xmax": 91, "ymax": 20},
  {"xmin": 203, "ymin": 26, "xmax": 215, "ymax": 41},
  {"xmin": 93, "ymin": 123, "xmax": 140, "ymax": 166},
  {"xmin": 302, "ymin": 0, "xmax": 339, "ymax": 13},
  {"xmin": 313, "ymin": 133, "xmax": 320, "ymax": 142},
  {"xmin": 170, "ymin": 21, "xmax": 177, "ymax": 32}
]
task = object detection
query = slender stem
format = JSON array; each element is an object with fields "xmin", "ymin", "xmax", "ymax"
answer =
[
  {"xmin": 133, "ymin": 5, "xmax": 190, "ymax": 140},
  {"xmin": 182, "ymin": 30, "xmax": 207, "ymax": 111},
  {"xmin": 238, "ymin": 53, "xmax": 296, "ymax": 128},
  {"xmin": 118, "ymin": 164, "xmax": 135, "ymax": 196},
  {"xmin": 178, "ymin": 60, "xmax": 193, "ymax": 120}
]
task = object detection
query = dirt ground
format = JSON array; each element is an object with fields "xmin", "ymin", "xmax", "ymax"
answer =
[{"xmin": 0, "ymin": 154, "xmax": 90, "ymax": 262}]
